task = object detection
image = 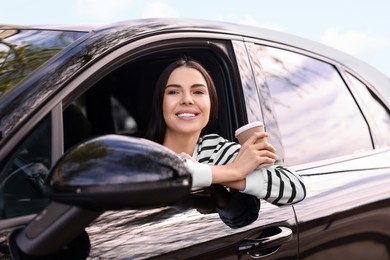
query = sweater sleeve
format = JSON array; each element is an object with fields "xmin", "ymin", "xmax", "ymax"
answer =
[
  {"xmin": 193, "ymin": 134, "xmax": 306, "ymax": 205},
  {"xmin": 243, "ymin": 165, "xmax": 306, "ymax": 205},
  {"xmin": 185, "ymin": 159, "xmax": 212, "ymax": 188}
]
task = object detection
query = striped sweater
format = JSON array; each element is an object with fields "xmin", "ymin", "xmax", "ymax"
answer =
[{"xmin": 187, "ymin": 133, "xmax": 306, "ymax": 205}]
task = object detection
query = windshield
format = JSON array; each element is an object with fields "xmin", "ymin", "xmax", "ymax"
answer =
[{"xmin": 0, "ymin": 28, "xmax": 87, "ymax": 98}]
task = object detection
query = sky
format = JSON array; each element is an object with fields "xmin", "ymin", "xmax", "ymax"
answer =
[{"xmin": 2, "ymin": 0, "xmax": 389, "ymax": 77}]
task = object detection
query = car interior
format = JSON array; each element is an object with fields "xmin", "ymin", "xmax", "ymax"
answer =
[{"xmin": 63, "ymin": 45, "xmax": 245, "ymax": 151}]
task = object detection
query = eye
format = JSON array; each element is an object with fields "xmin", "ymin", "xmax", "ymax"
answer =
[
  {"xmin": 166, "ymin": 89, "xmax": 179, "ymax": 95},
  {"xmin": 193, "ymin": 88, "xmax": 207, "ymax": 95}
]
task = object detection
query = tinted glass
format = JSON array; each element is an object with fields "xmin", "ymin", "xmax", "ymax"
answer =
[
  {"xmin": 0, "ymin": 115, "xmax": 51, "ymax": 219},
  {"xmin": 0, "ymin": 29, "xmax": 86, "ymax": 97},
  {"xmin": 345, "ymin": 72, "xmax": 390, "ymax": 147},
  {"xmin": 255, "ymin": 45, "xmax": 372, "ymax": 165}
]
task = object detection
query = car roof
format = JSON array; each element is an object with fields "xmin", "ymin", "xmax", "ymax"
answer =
[
  {"xmin": 96, "ymin": 18, "xmax": 358, "ymax": 67},
  {"xmin": 96, "ymin": 18, "xmax": 389, "ymax": 99}
]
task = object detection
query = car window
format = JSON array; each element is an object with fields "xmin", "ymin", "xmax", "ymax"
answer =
[
  {"xmin": 0, "ymin": 28, "xmax": 87, "ymax": 98},
  {"xmin": 253, "ymin": 45, "xmax": 372, "ymax": 165},
  {"xmin": 345, "ymin": 72, "xmax": 390, "ymax": 148},
  {"xmin": 65, "ymin": 46, "xmax": 238, "ymax": 142},
  {"xmin": 0, "ymin": 114, "xmax": 51, "ymax": 219}
]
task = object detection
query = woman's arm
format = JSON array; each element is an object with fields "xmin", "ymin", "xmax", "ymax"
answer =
[
  {"xmin": 186, "ymin": 132, "xmax": 275, "ymax": 187},
  {"xmin": 187, "ymin": 162, "xmax": 306, "ymax": 205},
  {"xmin": 187, "ymin": 132, "xmax": 306, "ymax": 205},
  {"xmin": 221, "ymin": 165, "xmax": 306, "ymax": 205},
  {"xmin": 243, "ymin": 165, "xmax": 306, "ymax": 204},
  {"xmin": 210, "ymin": 132, "xmax": 277, "ymax": 183}
]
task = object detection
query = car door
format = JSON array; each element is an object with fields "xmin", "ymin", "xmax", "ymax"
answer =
[
  {"xmin": 0, "ymin": 29, "xmax": 299, "ymax": 259},
  {"xmin": 245, "ymin": 40, "xmax": 390, "ymax": 259}
]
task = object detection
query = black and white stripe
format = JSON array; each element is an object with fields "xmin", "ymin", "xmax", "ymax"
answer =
[{"xmin": 193, "ymin": 134, "xmax": 306, "ymax": 205}]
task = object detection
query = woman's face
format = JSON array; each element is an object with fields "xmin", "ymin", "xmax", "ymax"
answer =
[{"xmin": 163, "ymin": 66, "xmax": 211, "ymax": 137}]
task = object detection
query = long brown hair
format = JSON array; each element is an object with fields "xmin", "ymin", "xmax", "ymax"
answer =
[{"xmin": 145, "ymin": 57, "xmax": 218, "ymax": 144}]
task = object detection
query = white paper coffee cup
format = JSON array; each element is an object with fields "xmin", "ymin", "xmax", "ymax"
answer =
[
  {"xmin": 235, "ymin": 121, "xmax": 266, "ymax": 144},
  {"xmin": 235, "ymin": 121, "xmax": 272, "ymax": 168}
]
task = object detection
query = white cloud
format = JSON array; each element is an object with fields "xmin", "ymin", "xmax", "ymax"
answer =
[
  {"xmin": 320, "ymin": 28, "xmax": 390, "ymax": 76},
  {"xmin": 236, "ymin": 15, "xmax": 284, "ymax": 32},
  {"xmin": 238, "ymin": 15, "xmax": 260, "ymax": 26},
  {"xmin": 142, "ymin": 2, "xmax": 180, "ymax": 18},
  {"xmin": 76, "ymin": 0, "xmax": 134, "ymax": 22},
  {"xmin": 320, "ymin": 28, "xmax": 388, "ymax": 57}
]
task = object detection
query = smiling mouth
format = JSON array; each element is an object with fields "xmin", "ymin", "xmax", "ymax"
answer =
[{"xmin": 177, "ymin": 113, "xmax": 197, "ymax": 118}]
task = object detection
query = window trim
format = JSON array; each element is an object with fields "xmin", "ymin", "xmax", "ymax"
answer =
[{"xmin": 51, "ymin": 103, "xmax": 63, "ymax": 163}]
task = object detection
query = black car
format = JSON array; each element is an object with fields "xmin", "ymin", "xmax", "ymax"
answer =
[{"xmin": 0, "ymin": 19, "xmax": 389, "ymax": 259}]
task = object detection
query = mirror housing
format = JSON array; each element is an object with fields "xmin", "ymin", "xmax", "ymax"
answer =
[{"xmin": 46, "ymin": 134, "xmax": 192, "ymax": 210}]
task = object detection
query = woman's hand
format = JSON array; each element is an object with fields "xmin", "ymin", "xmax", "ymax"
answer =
[
  {"xmin": 233, "ymin": 131, "xmax": 277, "ymax": 174},
  {"xmin": 211, "ymin": 132, "xmax": 277, "ymax": 184}
]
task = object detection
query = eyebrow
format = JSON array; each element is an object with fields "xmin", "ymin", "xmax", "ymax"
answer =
[{"xmin": 165, "ymin": 83, "xmax": 207, "ymax": 88}]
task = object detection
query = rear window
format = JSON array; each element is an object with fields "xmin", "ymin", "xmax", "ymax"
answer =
[{"xmin": 0, "ymin": 28, "xmax": 86, "ymax": 98}]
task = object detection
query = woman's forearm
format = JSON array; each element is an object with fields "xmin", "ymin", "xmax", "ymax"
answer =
[
  {"xmin": 186, "ymin": 157, "xmax": 306, "ymax": 206},
  {"xmin": 243, "ymin": 165, "xmax": 306, "ymax": 205}
]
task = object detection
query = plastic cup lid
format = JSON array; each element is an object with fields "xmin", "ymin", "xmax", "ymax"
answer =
[{"xmin": 235, "ymin": 121, "xmax": 264, "ymax": 136}]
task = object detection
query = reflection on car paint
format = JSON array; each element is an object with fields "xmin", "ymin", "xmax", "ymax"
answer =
[{"xmin": 86, "ymin": 201, "xmax": 294, "ymax": 259}]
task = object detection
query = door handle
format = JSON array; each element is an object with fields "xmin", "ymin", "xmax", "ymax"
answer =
[{"xmin": 238, "ymin": 226, "xmax": 293, "ymax": 258}]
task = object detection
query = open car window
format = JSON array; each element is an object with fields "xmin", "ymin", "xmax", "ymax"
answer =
[{"xmin": 63, "ymin": 40, "xmax": 243, "ymax": 148}]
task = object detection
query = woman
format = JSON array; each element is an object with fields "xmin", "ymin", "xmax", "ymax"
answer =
[{"xmin": 146, "ymin": 57, "xmax": 306, "ymax": 206}]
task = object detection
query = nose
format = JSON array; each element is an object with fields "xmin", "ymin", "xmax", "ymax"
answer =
[{"xmin": 181, "ymin": 91, "xmax": 194, "ymax": 104}]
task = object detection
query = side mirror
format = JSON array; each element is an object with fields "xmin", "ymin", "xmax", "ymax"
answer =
[
  {"xmin": 11, "ymin": 135, "xmax": 192, "ymax": 257},
  {"xmin": 48, "ymin": 134, "xmax": 192, "ymax": 210}
]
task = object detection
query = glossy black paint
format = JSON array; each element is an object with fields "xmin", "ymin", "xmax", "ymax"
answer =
[
  {"xmin": 48, "ymin": 134, "xmax": 191, "ymax": 210},
  {"xmin": 295, "ymin": 165, "xmax": 390, "ymax": 259}
]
